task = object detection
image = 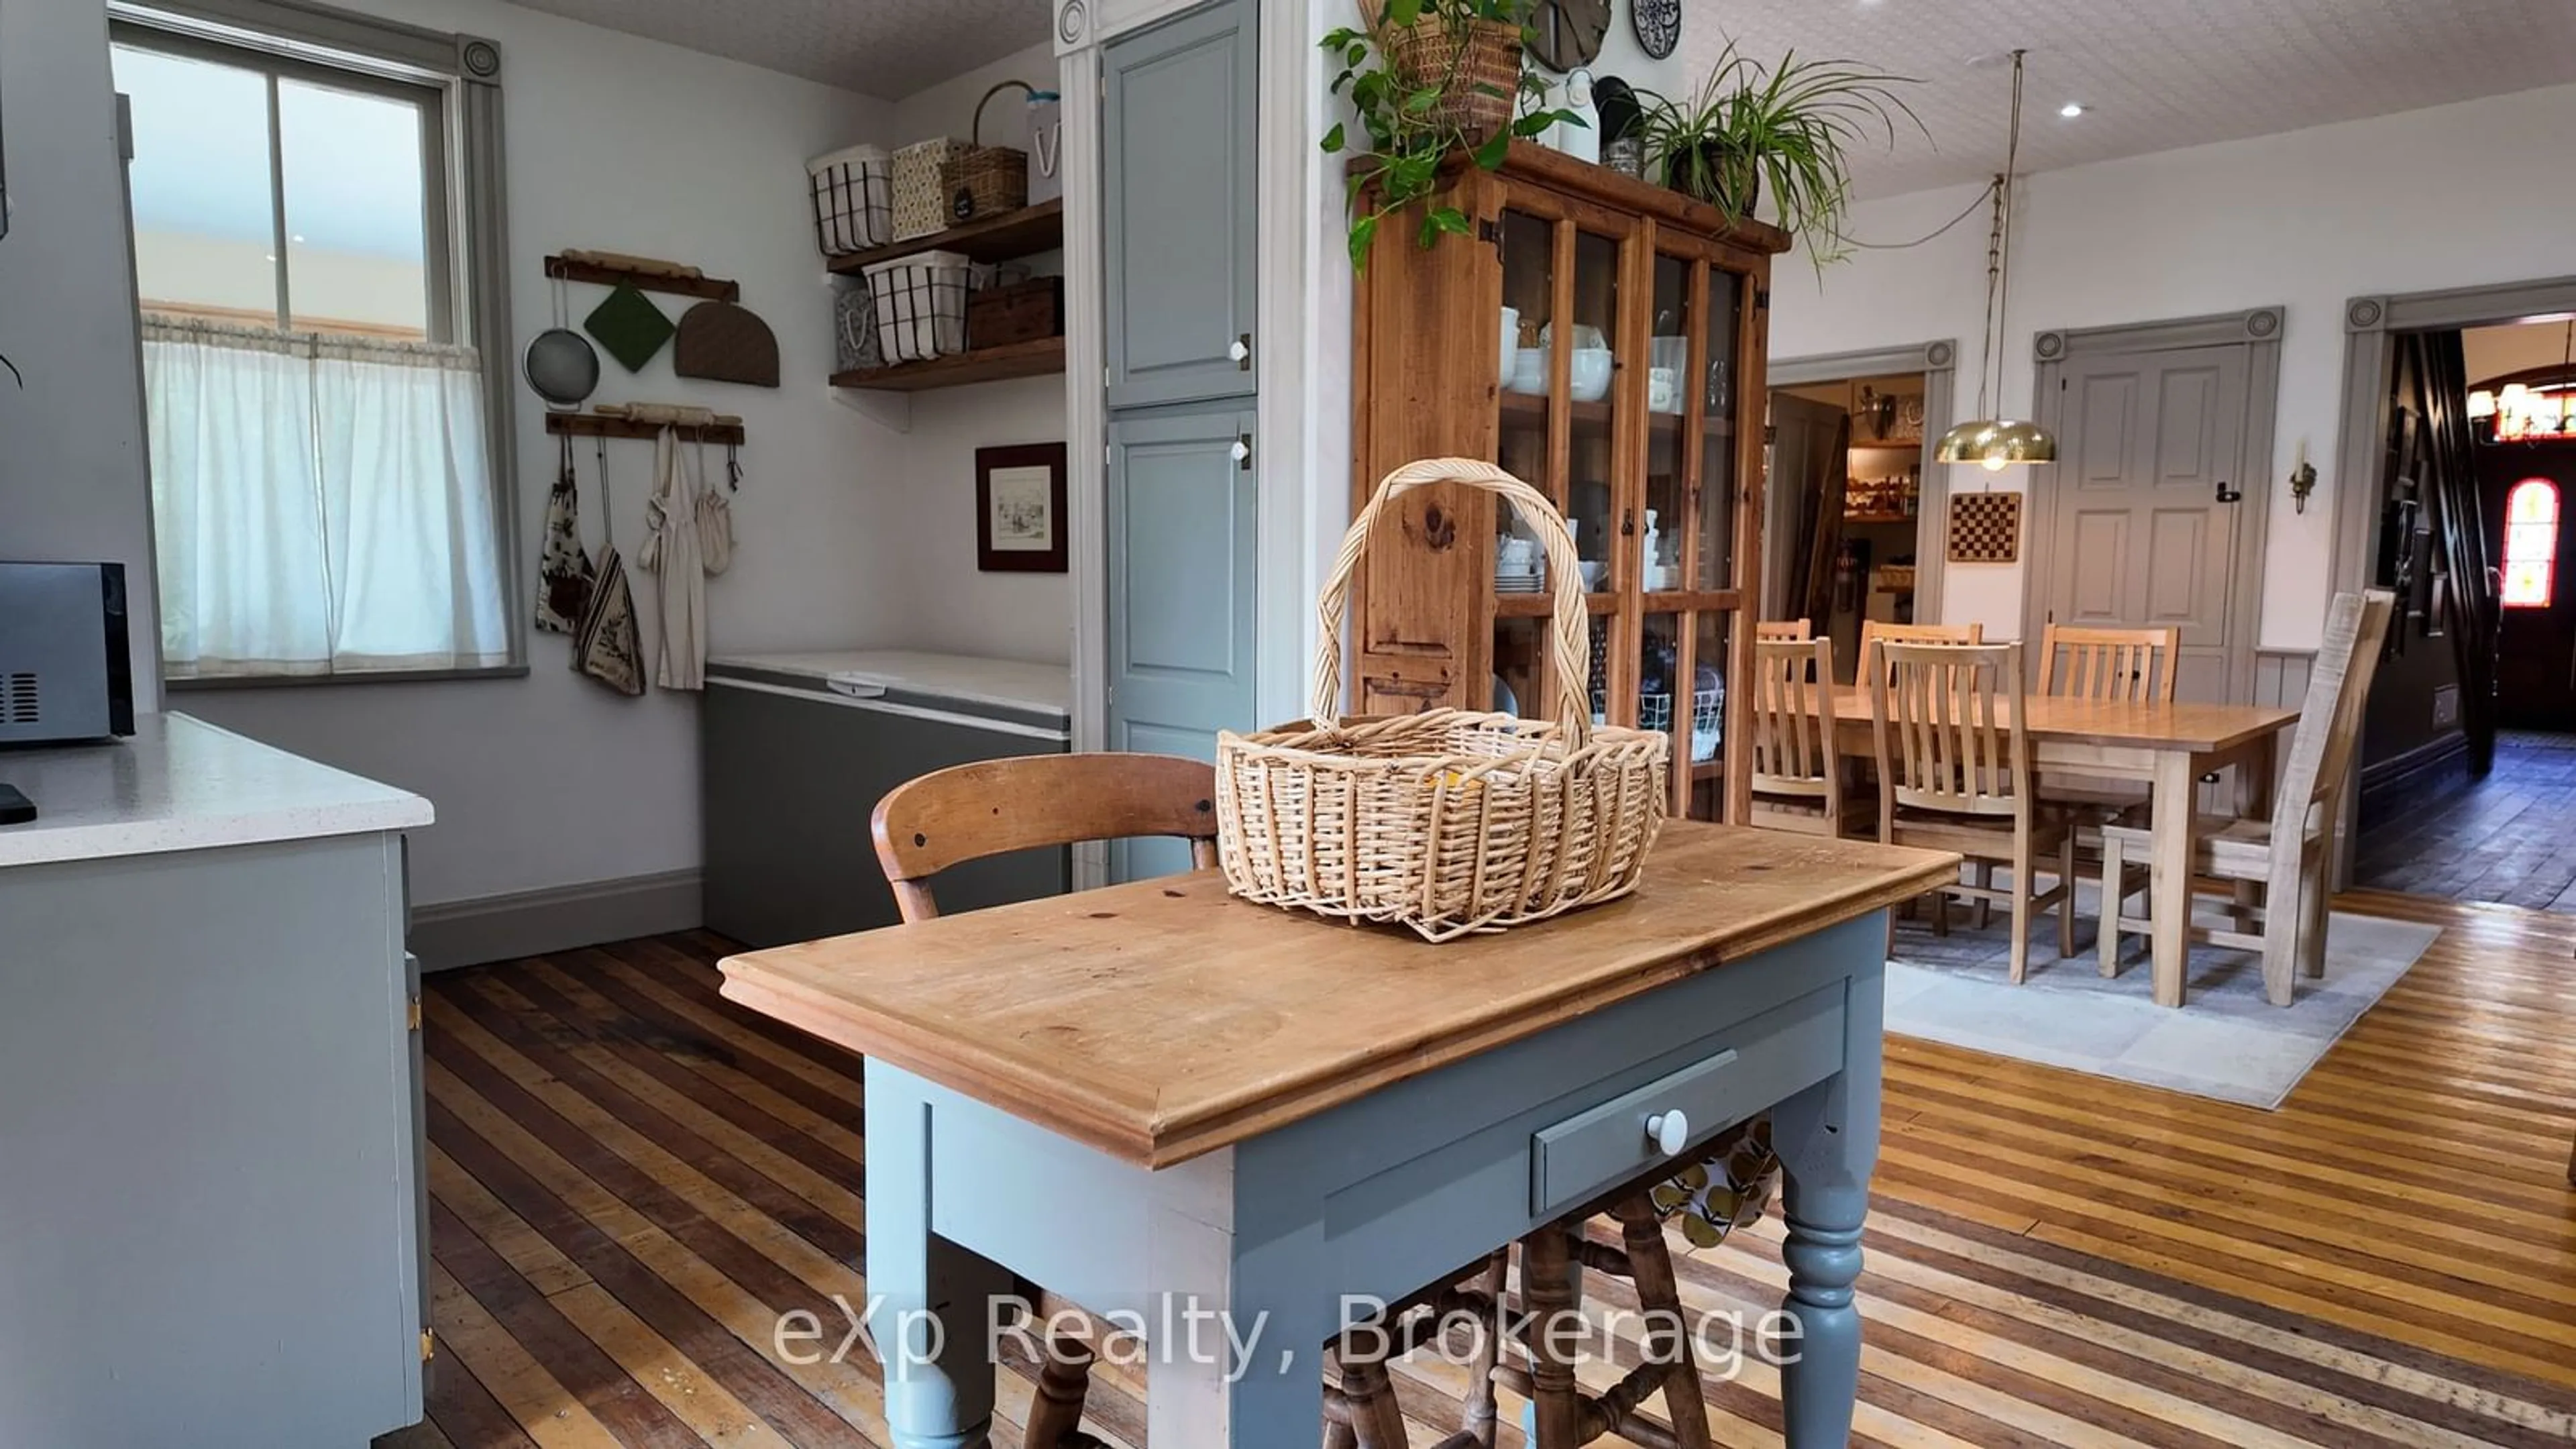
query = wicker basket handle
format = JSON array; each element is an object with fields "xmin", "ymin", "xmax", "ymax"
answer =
[
  {"xmin": 970, "ymin": 80, "xmax": 1034, "ymax": 149},
  {"xmin": 1313, "ymin": 458, "xmax": 1592, "ymax": 743}
]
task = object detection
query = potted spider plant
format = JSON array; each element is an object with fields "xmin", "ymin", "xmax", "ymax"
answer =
[
  {"xmin": 1320, "ymin": 0, "xmax": 1575, "ymax": 269},
  {"xmin": 1638, "ymin": 43, "xmax": 1923, "ymax": 263}
]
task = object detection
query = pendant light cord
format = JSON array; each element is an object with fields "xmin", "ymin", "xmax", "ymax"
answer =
[{"xmin": 1977, "ymin": 50, "xmax": 2030, "ymax": 428}]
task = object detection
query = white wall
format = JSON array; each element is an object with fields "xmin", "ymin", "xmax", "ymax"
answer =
[
  {"xmin": 1771, "ymin": 80, "xmax": 2576, "ymax": 652},
  {"xmin": 178, "ymin": 0, "xmax": 907, "ymax": 908},
  {"xmin": 0, "ymin": 0, "xmax": 163, "ymax": 710},
  {"xmin": 883, "ymin": 41, "xmax": 1075, "ymax": 665}
]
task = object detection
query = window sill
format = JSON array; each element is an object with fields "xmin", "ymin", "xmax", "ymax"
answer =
[{"xmin": 166, "ymin": 663, "xmax": 531, "ymax": 691}]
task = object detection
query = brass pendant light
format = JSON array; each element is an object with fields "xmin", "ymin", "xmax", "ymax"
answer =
[{"xmin": 1935, "ymin": 49, "xmax": 2057, "ymax": 471}]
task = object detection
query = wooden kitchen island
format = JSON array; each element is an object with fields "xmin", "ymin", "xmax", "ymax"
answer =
[{"xmin": 721, "ymin": 821, "xmax": 1955, "ymax": 1448}]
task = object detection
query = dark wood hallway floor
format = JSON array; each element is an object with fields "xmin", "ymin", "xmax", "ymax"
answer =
[{"xmin": 2355, "ymin": 732, "xmax": 2576, "ymax": 909}]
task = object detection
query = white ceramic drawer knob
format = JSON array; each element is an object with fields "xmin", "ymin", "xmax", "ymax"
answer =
[
  {"xmin": 1228, "ymin": 337, "xmax": 1252, "ymax": 364},
  {"xmin": 1230, "ymin": 439, "xmax": 1251, "ymax": 463},
  {"xmin": 1646, "ymin": 1109, "xmax": 1688, "ymax": 1157}
]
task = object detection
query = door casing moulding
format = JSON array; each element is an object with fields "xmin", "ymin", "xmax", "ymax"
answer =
[
  {"xmin": 1769, "ymin": 340, "xmax": 1960, "ymax": 625},
  {"xmin": 2023, "ymin": 307, "xmax": 2285, "ymax": 706}
]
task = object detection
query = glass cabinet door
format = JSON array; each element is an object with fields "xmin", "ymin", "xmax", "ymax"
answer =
[{"xmin": 1493, "ymin": 206, "xmax": 1630, "ymax": 727}]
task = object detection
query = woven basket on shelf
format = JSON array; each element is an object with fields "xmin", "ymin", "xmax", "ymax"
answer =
[
  {"xmin": 939, "ymin": 81, "xmax": 1032, "ymax": 224},
  {"xmin": 1216, "ymin": 460, "xmax": 1668, "ymax": 942},
  {"xmin": 1381, "ymin": 15, "xmax": 1521, "ymax": 143}
]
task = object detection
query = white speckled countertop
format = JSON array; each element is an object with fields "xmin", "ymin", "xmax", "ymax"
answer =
[
  {"xmin": 706, "ymin": 649, "xmax": 1071, "ymax": 717},
  {"xmin": 0, "ymin": 714, "xmax": 433, "ymax": 869}
]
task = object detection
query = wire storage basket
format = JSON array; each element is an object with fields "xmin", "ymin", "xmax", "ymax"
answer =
[
  {"xmin": 1216, "ymin": 459, "xmax": 1668, "ymax": 942},
  {"xmin": 808, "ymin": 144, "xmax": 892, "ymax": 256},
  {"xmin": 860, "ymin": 251, "xmax": 983, "ymax": 364}
]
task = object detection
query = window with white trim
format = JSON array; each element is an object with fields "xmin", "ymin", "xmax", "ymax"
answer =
[{"xmin": 113, "ymin": 4, "xmax": 515, "ymax": 681}]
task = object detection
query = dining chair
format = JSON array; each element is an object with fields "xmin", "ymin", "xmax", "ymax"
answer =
[
  {"xmin": 2098, "ymin": 590, "xmax": 2396, "ymax": 1006},
  {"xmin": 1754, "ymin": 617, "xmax": 1813, "ymax": 641},
  {"xmin": 1857, "ymin": 618, "xmax": 1983, "ymax": 684},
  {"xmin": 1871, "ymin": 641, "xmax": 2078, "ymax": 982},
  {"xmin": 2028, "ymin": 623, "xmax": 2182, "ymax": 924},
  {"xmin": 1747, "ymin": 637, "xmax": 1866, "ymax": 837},
  {"xmin": 873, "ymin": 752, "xmax": 1221, "ymax": 1449}
]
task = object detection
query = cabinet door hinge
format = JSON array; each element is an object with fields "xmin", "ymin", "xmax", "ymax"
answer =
[
  {"xmin": 407, "ymin": 991, "xmax": 423, "ymax": 1031},
  {"xmin": 420, "ymin": 1328, "xmax": 436, "ymax": 1362},
  {"xmin": 1478, "ymin": 217, "xmax": 1502, "ymax": 247},
  {"xmin": 1754, "ymin": 287, "xmax": 1771, "ymax": 310}
]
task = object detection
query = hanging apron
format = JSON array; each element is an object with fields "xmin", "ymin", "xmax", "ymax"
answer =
[
  {"xmin": 535, "ymin": 434, "xmax": 596, "ymax": 635},
  {"xmin": 573, "ymin": 437, "xmax": 647, "ymax": 696},
  {"xmin": 639, "ymin": 426, "xmax": 720, "ymax": 691}
]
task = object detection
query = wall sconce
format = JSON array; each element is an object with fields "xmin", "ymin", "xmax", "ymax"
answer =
[{"xmin": 2289, "ymin": 441, "xmax": 2318, "ymax": 515}]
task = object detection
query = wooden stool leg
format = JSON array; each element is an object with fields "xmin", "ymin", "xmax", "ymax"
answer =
[
  {"xmin": 1024, "ymin": 1332, "xmax": 1093, "ymax": 1449},
  {"xmin": 1613, "ymin": 1197, "xmax": 1713, "ymax": 1448},
  {"xmin": 1338, "ymin": 1349, "xmax": 1411, "ymax": 1449},
  {"xmin": 1521, "ymin": 1226, "xmax": 1585, "ymax": 1448},
  {"xmin": 1323, "ymin": 1420, "xmax": 1358, "ymax": 1449},
  {"xmin": 1458, "ymin": 1251, "xmax": 1510, "ymax": 1447}
]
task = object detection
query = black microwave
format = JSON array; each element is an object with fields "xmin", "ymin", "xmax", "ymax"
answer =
[{"xmin": 0, "ymin": 562, "xmax": 136, "ymax": 744}]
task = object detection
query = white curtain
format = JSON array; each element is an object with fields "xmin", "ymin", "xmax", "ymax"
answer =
[{"xmin": 142, "ymin": 317, "xmax": 509, "ymax": 677}]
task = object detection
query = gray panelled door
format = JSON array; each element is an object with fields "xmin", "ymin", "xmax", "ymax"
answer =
[
  {"xmin": 1102, "ymin": 0, "xmax": 1258, "ymax": 410},
  {"xmin": 2040, "ymin": 342, "xmax": 2251, "ymax": 701},
  {"xmin": 1107, "ymin": 405, "xmax": 1260, "ymax": 881}
]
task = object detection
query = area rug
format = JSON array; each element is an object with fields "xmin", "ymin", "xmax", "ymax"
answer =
[{"xmin": 1883, "ymin": 888, "xmax": 2441, "ymax": 1108}]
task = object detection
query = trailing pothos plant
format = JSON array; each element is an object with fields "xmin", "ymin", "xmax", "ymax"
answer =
[{"xmin": 1319, "ymin": 0, "xmax": 1576, "ymax": 270}]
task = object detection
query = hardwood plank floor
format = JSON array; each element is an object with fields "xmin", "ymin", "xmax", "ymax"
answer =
[
  {"xmin": 2355, "ymin": 733, "xmax": 2576, "ymax": 909},
  {"xmin": 381, "ymin": 897, "xmax": 2576, "ymax": 1448}
]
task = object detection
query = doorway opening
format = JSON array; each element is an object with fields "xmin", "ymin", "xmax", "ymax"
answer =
[
  {"xmin": 2352, "ymin": 317, "xmax": 2576, "ymax": 908},
  {"xmin": 1765, "ymin": 343, "xmax": 1957, "ymax": 681}
]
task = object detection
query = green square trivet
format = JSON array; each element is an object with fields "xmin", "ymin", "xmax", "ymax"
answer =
[{"xmin": 584, "ymin": 284, "xmax": 675, "ymax": 372}]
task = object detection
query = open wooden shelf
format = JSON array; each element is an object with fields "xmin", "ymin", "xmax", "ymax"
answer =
[
  {"xmin": 1849, "ymin": 439, "xmax": 1922, "ymax": 450},
  {"xmin": 1843, "ymin": 510, "xmax": 1915, "ymax": 525},
  {"xmin": 825, "ymin": 199, "xmax": 1065, "ymax": 275},
  {"xmin": 830, "ymin": 336, "xmax": 1065, "ymax": 392},
  {"xmin": 1497, "ymin": 391, "xmax": 1735, "ymax": 437}
]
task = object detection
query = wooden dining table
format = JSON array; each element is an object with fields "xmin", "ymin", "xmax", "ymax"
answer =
[
  {"xmin": 1815, "ymin": 687, "xmax": 2301, "ymax": 1006},
  {"xmin": 721, "ymin": 821, "xmax": 1957, "ymax": 1448}
]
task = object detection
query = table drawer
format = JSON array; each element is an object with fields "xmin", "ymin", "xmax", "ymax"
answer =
[{"xmin": 1529, "ymin": 983, "xmax": 1845, "ymax": 1217}]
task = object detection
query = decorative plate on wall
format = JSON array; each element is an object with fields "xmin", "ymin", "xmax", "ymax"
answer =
[
  {"xmin": 1631, "ymin": 0, "xmax": 1679, "ymax": 60},
  {"xmin": 1946, "ymin": 489, "xmax": 2024, "ymax": 564},
  {"xmin": 1529, "ymin": 0, "xmax": 1610, "ymax": 72}
]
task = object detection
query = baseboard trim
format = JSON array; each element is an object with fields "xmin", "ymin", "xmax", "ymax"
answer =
[
  {"xmin": 409, "ymin": 869, "xmax": 702, "ymax": 972},
  {"xmin": 2358, "ymin": 733, "xmax": 2471, "ymax": 830}
]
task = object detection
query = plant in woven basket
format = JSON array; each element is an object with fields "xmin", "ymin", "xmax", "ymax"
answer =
[
  {"xmin": 1636, "ymin": 41, "xmax": 1923, "ymax": 266},
  {"xmin": 1320, "ymin": 0, "xmax": 1574, "ymax": 270}
]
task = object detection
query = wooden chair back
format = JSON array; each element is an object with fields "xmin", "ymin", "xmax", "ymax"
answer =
[
  {"xmin": 1858, "ymin": 619, "xmax": 1983, "ymax": 684},
  {"xmin": 1870, "ymin": 641, "xmax": 2031, "ymax": 819},
  {"xmin": 1748, "ymin": 638, "xmax": 1839, "ymax": 802},
  {"xmin": 871, "ymin": 753, "xmax": 1221, "ymax": 922},
  {"xmin": 1754, "ymin": 619, "xmax": 1813, "ymax": 642},
  {"xmin": 2037, "ymin": 623, "xmax": 2182, "ymax": 704},
  {"xmin": 2276, "ymin": 590, "xmax": 2398, "ymax": 824}
]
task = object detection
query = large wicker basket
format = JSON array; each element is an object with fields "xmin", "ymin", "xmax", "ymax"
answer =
[
  {"xmin": 939, "ymin": 82, "xmax": 1032, "ymax": 224},
  {"xmin": 1216, "ymin": 460, "xmax": 1668, "ymax": 942}
]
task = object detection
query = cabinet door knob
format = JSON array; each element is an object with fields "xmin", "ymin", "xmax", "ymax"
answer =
[
  {"xmin": 1646, "ymin": 1109, "xmax": 1689, "ymax": 1157},
  {"xmin": 1230, "ymin": 334, "xmax": 1252, "ymax": 366},
  {"xmin": 1230, "ymin": 437, "xmax": 1251, "ymax": 465}
]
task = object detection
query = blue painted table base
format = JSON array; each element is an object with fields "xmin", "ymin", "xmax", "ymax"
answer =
[{"xmin": 866, "ymin": 911, "xmax": 1887, "ymax": 1448}]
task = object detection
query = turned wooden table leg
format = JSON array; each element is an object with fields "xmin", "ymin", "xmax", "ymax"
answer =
[
  {"xmin": 1613, "ymin": 1197, "xmax": 1713, "ymax": 1447},
  {"xmin": 1024, "ymin": 1332, "xmax": 1093, "ymax": 1449},
  {"xmin": 1520, "ymin": 1227, "xmax": 1584, "ymax": 1448}
]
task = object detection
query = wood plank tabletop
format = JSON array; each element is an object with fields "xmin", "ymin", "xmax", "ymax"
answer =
[
  {"xmin": 1823, "ymin": 688, "xmax": 2299, "ymax": 755},
  {"xmin": 718, "ymin": 822, "xmax": 1957, "ymax": 1168}
]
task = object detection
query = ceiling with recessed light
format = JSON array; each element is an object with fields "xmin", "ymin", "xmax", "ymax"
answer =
[{"xmin": 1679, "ymin": 0, "xmax": 2576, "ymax": 199}]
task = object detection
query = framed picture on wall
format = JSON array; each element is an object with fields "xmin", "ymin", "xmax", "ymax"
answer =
[{"xmin": 976, "ymin": 443, "xmax": 1069, "ymax": 573}]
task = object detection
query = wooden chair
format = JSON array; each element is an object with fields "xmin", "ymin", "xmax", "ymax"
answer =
[
  {"xmin": 1857, "ymin": 619, "xmax": 1982, "ymax": 684},
  {"xmin": 872, "ymin": 753, "xmax": 1220, "ymax": 924},
  {"xmin": 874, "ymin": 753, "xmax": 1220, "ymax": 1449},
  {"xmin": 2098, "ymin": 590, "xmax": 2397, "ymax": 1007},
  {"xmin": 1754, "ymin": 618, "xmax": 1813, "ymax": 641},
  {"xmin": 1871, "ymin": 641, "xmax": 2077, "ymax": 983},
  {"xmin": 1746, "ymin": 637, "xmax": 1866, "ymax": 837},
  {"xmin": 2038, "ymin": 623, "xmax": 2182, "ymax": 704}
]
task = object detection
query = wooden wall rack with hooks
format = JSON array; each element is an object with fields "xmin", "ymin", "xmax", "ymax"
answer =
[
  {"xmin": 542, "ymin": 254, "xmax": 741, "ymax": 303},
  {"xmin": 544, "ymin": 413, "xmax": 745, "ymax": 447}
]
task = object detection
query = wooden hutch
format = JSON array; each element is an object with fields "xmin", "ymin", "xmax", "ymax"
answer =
[{"xmin": 1349, "ymin": 143, "xmax": 1791, "ymax": 821}]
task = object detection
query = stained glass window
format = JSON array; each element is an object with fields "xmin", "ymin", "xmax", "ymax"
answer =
[{"xmin": 2502, "ymin": 479, "xmax": 2559, "ymax": 609}]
